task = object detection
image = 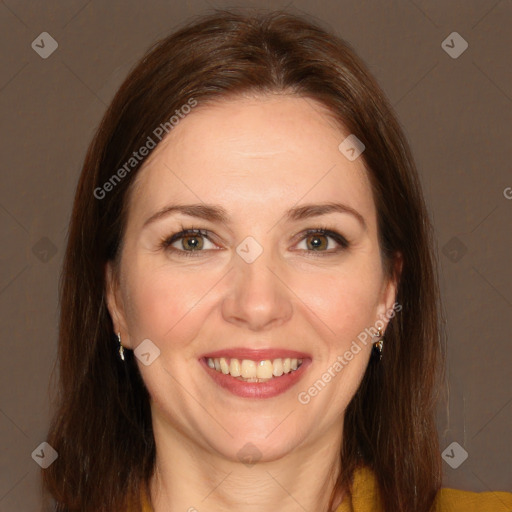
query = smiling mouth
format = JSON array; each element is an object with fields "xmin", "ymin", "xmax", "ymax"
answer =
[{"xmin": 205, "ymin": 356, "xmax": 304, "ymax": 382}]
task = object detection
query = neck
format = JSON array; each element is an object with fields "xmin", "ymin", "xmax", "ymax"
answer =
[{"xmin": 148, "ymin": 406, "xmax": 347, "ymax": 512}]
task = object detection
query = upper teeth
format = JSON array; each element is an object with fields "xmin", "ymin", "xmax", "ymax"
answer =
[{"xmin": 207, "ymin": 357, "xmax": 303, "ymax": 379}]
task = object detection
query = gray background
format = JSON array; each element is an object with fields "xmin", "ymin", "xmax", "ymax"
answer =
[{"xmin": 0, "ymin": 0, "xmax": 510, "ymax": 509}]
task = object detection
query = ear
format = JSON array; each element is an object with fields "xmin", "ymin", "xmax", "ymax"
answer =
[
  {"xmin": 105, "ymin": 261, "xmax": 133, "ymax": 349},
  {"xmin": 375, "ymin": 252, "xmax": 403, "ymax": 333}
]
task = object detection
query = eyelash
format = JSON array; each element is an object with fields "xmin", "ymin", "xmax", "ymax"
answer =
[{"xmin": 159, "ymin": 223, "xmax": 350, "ymax": 259}]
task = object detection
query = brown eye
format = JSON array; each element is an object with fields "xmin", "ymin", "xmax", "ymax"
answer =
[
  {"xmin": 296, "ymin": 229, "xmax": 349, "ymax": 253},
  {"xmin": 305, "ymin": 233, "xmax": 329, "ymax": 251},
  {"xmin": 162, "ymin": 228, "xmax": 216, "ymax": 257},
  {"xmin": 179, "ymin": 234, "xmax": 205, "ymax": 251}
]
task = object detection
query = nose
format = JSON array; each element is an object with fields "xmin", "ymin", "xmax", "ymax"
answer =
[{"xmin": 221, "ymin": 243, "xmax": 293, "ymax": 331}]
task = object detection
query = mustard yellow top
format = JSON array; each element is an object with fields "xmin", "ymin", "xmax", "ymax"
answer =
[{"xmin": 138, "ymin": 466, "xmax": 512, "ymax": 511}]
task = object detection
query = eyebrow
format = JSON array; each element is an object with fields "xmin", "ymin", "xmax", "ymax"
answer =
[{"xmin": 143, "ymin": 202, "xmax": 366, "ymax": 230}]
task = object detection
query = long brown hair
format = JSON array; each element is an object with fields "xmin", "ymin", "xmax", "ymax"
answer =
[{"xmin": 43, "ymin": 9, "xmax": 445, "ymax": 512}]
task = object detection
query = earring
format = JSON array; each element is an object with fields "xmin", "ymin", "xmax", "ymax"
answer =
[
  {"xmin": 372, "ymin": 328, "xmax": 384, "ymax": 362},
  {"xmin": 117, "ymin": 332, "xmax": 125, "ymax": 361}
]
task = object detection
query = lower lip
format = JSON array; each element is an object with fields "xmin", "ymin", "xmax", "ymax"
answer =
[{"xmin": 200, "ymin": 358, "xmax": 311, "ymax": 399}]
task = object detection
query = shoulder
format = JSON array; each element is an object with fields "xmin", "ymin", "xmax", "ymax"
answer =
[
  {"xmin": 433, "ymin": 486, "xmax": 512, "ymax": 511},
  {"xmin": 337, "ymin": 466, "xmax": 512, "ymax": 512}
]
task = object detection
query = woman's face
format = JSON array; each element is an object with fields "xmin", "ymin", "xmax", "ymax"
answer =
[{"xmin": 106, "ymin": 94, "xmax": 398, "ymax": 464}]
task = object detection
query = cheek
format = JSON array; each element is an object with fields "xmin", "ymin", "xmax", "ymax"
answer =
[
  {"xmin": 295, "ymin": 256, "xmax": 384, "ymax": 342},
  {"xmin": 122, "ymin": 243, "xmax": 384, "ymax": 354},
  {"xmin": 122, "ymin": 260, "xmax": 214, "ymax": 348}
]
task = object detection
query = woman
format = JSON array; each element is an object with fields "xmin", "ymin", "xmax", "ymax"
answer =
[{"xmin": 42, "ymin": 9, "xmax": 512, "ymax": 512}]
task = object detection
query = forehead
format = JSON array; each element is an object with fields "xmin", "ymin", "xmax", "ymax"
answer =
[{"xmin": 128, "ymin": 94, "xmax": 375, "ymax": 227}]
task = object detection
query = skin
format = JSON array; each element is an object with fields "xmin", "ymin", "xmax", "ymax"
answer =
[{"xmin": 106, "ymin": 94, "xmax": 400, "ymax": 512}]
